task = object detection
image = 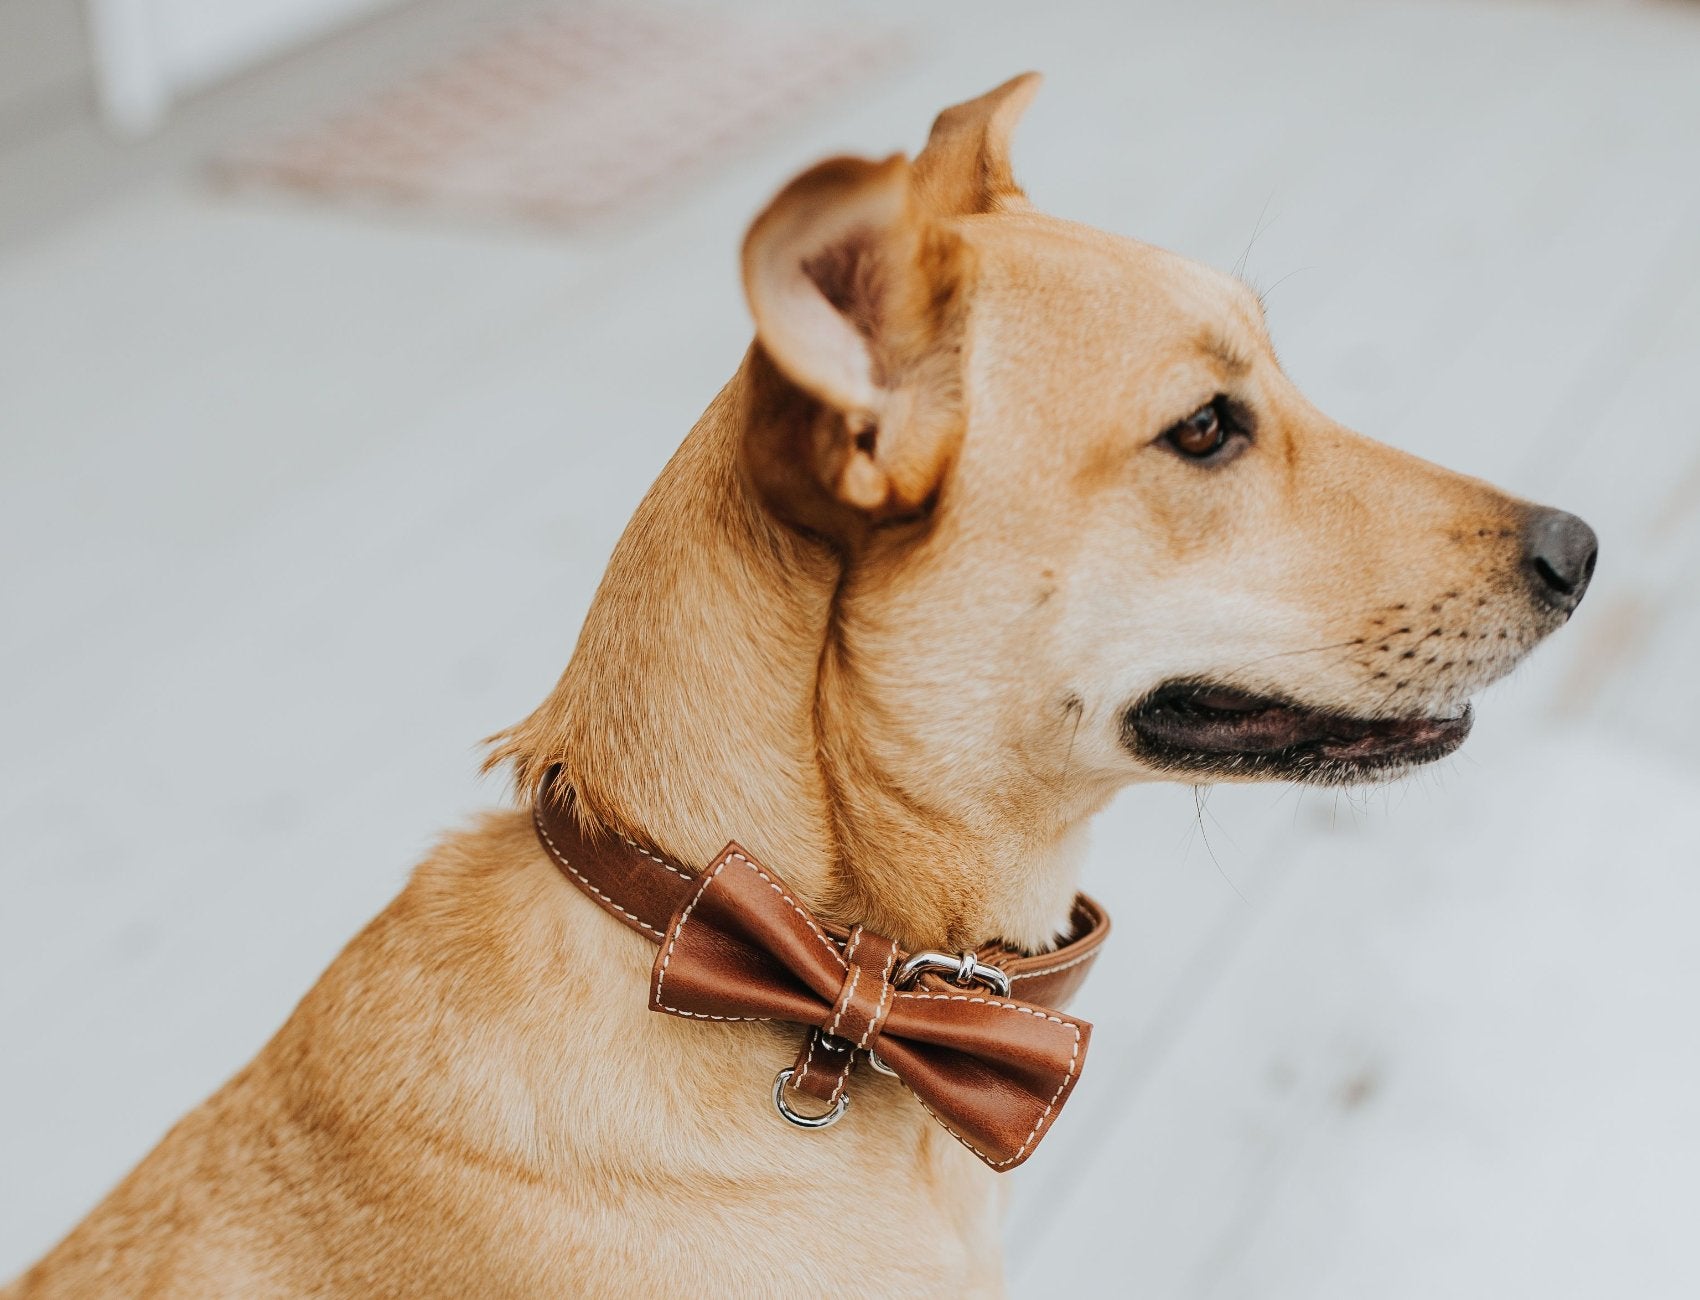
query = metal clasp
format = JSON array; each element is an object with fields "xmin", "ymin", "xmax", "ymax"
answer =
[
  {"xmin": 859, "ymin": 951, "xmax": 1013, "ymax": 1078},
  {"xmin": 771, "ymin": 1066, "xmax": 850, "ymax": 1129},
  {"xmin": 770, "ymin": 950, "xmax": 1011, "ymax": 1128},
  {"xmin": 893, "ymin": 949, "xmax": 1012, "ymax": 997}
]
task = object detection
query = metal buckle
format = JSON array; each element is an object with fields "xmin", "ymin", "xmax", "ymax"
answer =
[
  {"xmin": 893, "ymin": 949, "xmax": 1013, "ymax": 998},
  {"xmin": 863, "ymin": 951, "xmax": 1011, "ymax": 1076},
  {"xmin": 772, "ymin": 951, "xmax": 1011, "ymax": 1124},
  {"xmin": 771, "ymin": 1067, "xmax": 850, "ymax": 1129}
]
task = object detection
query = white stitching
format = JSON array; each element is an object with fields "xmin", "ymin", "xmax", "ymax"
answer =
[
  {"xmin": 855, "ymin": 941, "xmax": 898, "ymax": 1050},
  {"xmin": 535, "ymin": 806, "xmax": 665, "ymax": 939},
  {"xmin": 825, "ymin": 928, "xmax": 864, "ymax": 1040},
  {"xmin": 793, "ymin": 1032, "xmax": 819, "ymax": 1088},
  {"xmin": 794, "ymin": 1031, "xmax": 854, "ymax": 1104},
  {"xmin": 653, "ymin": 856, "xmax": 730, "ymax": 1013},
  {"xmin": 1011, "ymin": 946, "xmax": 1102, "ymax": 981},
  {"xmin": 549, "ymin": 799, "xmax": 1081, "ymax": 1164},
  {"xmin": 891, "ymin": 991, "xmax": 1082, "ymax": 1169},
  {"xmin": 1001, "ymin": 1017, "xmax": 1078, "ymax": 1166},
  {"xmin": 550, "ymin": 806, "xmax": 1083, "ymax": 1162},
  {"xmin": 719, "ymin": 852, "xmax": 843, "ymax": 962},
  {"xmin": 1005, "ymin": 902, "xmax": 1105, "ymax": 982},
  {"xmin": 667, "ymin": 1008, "xmax": 770, "ymax": 1022},
  {"xmin": 819, "ymin": 1025, "xmax": 857, "ymax": 1106},
  {"xmin": 891, "ymin": 991, "xmax": 1069, "ymax": 1017},
  {"xmin": 748, "ymin": 862, "xmax": 842, "ymax": 962},
  {"xmin": 654, "ymin": 849, "xmax": 842, "ymax": 1022},
  {"xmin": 616, "ymin": 832, "xmax": 694, "ymax": 880},
  {"xmin": 825, "ymin": 1053, "xmax": 854, "ymax": 1105}
]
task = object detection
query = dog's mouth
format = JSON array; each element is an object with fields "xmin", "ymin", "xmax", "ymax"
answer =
[{"xmin": 1122, "ymin": 681, "xmax": 1473, "ymax": 783}]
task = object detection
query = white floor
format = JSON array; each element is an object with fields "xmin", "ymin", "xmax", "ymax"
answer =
[{"xmin": 4, "ymin": 1, "xmax": 1700, "ymax": 1294}]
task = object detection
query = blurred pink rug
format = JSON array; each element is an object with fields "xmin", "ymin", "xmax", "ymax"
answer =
[{"xmin": 219, "ymin": 5, "xmax": 904, "ymax": 228}]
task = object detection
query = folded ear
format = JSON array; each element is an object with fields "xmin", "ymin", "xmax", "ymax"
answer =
[
  {"xmin": 912, "ymin": 72, "xmax": 1041, "ymax": 217},
  {"xmin": 740, "ymin": 153, "xmax": 971, "ymax": 530}
]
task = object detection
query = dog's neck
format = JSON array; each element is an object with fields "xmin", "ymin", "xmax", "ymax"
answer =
[{"xmin": 495, "ymin": 357, "xmax": 1090, "ymax": 952}]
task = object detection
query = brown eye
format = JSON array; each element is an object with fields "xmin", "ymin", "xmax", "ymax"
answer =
[
  {"xmin": 1160, "ymin": 398, "xmax": 1250, "ymax": 464},
  {"xmin": 1168, "ymin": 403, "xmax": 1225, "ymax": 457}
]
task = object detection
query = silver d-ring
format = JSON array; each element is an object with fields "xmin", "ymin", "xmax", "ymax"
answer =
[
  {"xmin": 893, "ymin": 950, "xmax": 1013, "ymax": 998},
  {"xmin": 772, "ymin": 1068, "xmax": 850, "ymax": 1129}
]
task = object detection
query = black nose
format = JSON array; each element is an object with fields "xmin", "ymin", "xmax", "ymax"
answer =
[{"xmin": 1524, "ymin": 508, "xmax": 1598, "ymax": 610}]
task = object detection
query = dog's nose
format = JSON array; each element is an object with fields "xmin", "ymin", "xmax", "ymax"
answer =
[{"xmin": 1524, "ymin": 508, "xmax": 1598, "ymax": 610}]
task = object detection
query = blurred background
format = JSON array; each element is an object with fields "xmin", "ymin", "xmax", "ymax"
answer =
[{"xmin": 3, "ymin": 0, "xmax": 1699, "ymax": 1293}]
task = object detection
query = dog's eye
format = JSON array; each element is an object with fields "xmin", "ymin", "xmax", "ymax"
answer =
[
  {"xmin": 1161, "ymin": 399, "xmax": 1248, "ymax": 464},
  {"xmin": 1170, "ymin": 404, "xmax": 1224, "ymax": 457}
]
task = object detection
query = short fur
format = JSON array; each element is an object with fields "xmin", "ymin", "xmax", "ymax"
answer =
[{"xmin": 8, "ymin": 75, "xmax": 1580, "ymax": 1297}]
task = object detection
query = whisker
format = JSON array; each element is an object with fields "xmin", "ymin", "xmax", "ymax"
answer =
[
  {"xmin": 1232, "ymin": 190, "xmax": 1278, "ymax": 282},
  {"xmin": 1257, "ymin": 264, "xmax": 1315, "ymax": 305},
  {"xmin": 1193, "ymin": 785, "xmax": 1247, "ymax": 904},
  {"xmin": 1190, "ymin": 637, "xmax": 1369, "ymax": 686},
  {"xmin": 1059, "ymin": 700, "xmax": 1083, "ymax": 790}
]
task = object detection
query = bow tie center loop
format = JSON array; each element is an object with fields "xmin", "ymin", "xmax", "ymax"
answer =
[
  {"xmin": 785, "ymin": 925, "xmax": 901, "ymax": 1106},
  {"xmin": 823, "ymin": 926, "xmax": 903, "ymax": 1051}
]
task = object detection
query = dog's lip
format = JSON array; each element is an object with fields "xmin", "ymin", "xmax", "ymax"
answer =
[{"xmin": 1125, "ymin": 680, "xmax": 1473, "ymax": 772}]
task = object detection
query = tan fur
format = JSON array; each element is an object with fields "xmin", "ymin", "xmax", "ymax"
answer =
[{"xmin": 9, "ymin": 75, "xmax": 1568, "ymax": 1297}]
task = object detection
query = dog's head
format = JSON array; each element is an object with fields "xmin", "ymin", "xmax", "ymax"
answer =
[{"xmin": 739, "ymin": 74, "xmax": 1595, "ymax": 812}]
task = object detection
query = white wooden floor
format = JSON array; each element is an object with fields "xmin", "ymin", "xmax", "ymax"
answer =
[{"xmin": 4, "ymin": 1, "xmax": 1700, "ymax": 1293}]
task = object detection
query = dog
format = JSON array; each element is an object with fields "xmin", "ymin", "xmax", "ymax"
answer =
[{"xmin": 7, "ymin": 73, "xmax": 1595, "ymax": 1297}]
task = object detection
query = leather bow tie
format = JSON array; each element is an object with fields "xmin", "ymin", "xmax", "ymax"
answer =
[{"xmin": 532, "ymin": 772, "xmax": 1110, "ymax": 1172}]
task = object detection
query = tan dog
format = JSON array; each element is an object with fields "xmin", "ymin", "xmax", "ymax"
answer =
[{"xmin": 8, "ymin": 75, "xmax": 1595, "ymax": 1297}]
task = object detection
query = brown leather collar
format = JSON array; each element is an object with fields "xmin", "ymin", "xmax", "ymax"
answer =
[{"xmin": 532, "ymin": 769, "xmax": 1111, "ymax": 1171}]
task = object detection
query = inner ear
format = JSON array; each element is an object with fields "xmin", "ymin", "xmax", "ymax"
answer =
[
  {"xmin": 803, "ymin": 235, "xmax": 879, "ymax": 337},
  {"xmin": 741, "ymin": 154, "xmax": 913, "ymax": 417},
  {"xmin": 740, "ymin": 154, "xmax": 970, "ymax": 529}
]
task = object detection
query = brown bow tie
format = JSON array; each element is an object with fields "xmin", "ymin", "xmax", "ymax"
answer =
[{"xmin": 533, "ymin": 772, "xmax": 1111, "ymax": 1172}]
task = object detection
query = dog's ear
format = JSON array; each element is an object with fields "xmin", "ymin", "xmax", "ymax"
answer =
[
  {"xmin": 912, "ymin": 72, "xmax": 1041, "ymax": 217},
  {"xmin": 741, "ymin": 153, "xmax": 970, "ymax": 529}
]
